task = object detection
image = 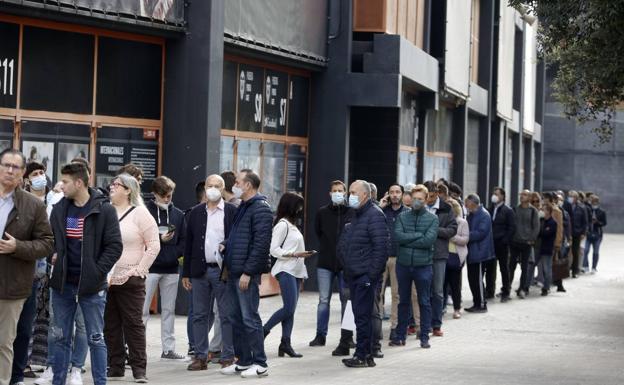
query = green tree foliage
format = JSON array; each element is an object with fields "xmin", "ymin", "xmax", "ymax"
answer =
[{"xmin": 509, "ymin": 1, "xmax": 624, "ymax": 142}]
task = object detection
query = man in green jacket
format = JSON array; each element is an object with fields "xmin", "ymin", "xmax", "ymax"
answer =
[{"xmin": 388, "ymin": 185, "xmax": 439, "ymax": 349}]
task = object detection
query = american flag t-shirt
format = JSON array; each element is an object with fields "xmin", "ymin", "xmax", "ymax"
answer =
[{"xmin": 66, "ymin": 216, "xmax": 84, "ymax": 240}]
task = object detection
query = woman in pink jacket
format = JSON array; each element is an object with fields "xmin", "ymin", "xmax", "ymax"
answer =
[
  {"xmin": 104, "ymin": 173, "xmax": 160, "ymax": 383},
  {"xmin": 445, "ymin": 198, "xmax": 470, "ymax": 319}
]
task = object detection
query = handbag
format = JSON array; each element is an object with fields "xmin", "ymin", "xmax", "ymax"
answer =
[{"xmin": 552, "ymin": 250, "xmax": 570, "ymax": 281}]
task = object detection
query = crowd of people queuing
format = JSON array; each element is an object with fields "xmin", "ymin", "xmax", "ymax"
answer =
[{"xmin": 0, "ymin": 147, "xmax": 608, "ymax": 384}]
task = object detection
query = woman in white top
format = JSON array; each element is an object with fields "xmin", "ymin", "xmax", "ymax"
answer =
[
  {"xmin": 263, "ymin": 193, "xmax": 314, "ymax": 358},
  {"xmin": 445, "ymin": 198, "xmax": 470, "ymax": 319}
]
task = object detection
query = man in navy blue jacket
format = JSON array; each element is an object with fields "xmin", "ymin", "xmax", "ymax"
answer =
[
  {"xmin": 464, "ymin": 194, "xmax": 495, "ymax": 313},
  {"xmin": 337, "ymin": 180, "xmax": 389, "ymax": 368},
  {"xmin": 220, "ymin": 170, "xmax": 273, "ymax": 378}
]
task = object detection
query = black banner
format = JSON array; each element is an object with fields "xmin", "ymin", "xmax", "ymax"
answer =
[{"xmin": 0, "ymin": 21, "xmax": 19, "ymax": 109}]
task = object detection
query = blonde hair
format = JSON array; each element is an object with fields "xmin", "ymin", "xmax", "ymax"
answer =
[
  {"xmin": 448, "ymin": 198, "xmax": 463, "ymax": 218},
  {"xmin": 115, "ymin": 173, "xmax": 144, "ymax": 207},
  {"xmin": 412, "ymin": 184, "xmax": 429, "ymax": 197}
]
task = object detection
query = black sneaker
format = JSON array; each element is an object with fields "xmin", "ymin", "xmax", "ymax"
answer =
[
  {"xmin": 342, "ymin": 356, "xmax": 369, "ymax": 368},
  {"xmin": 420, "ymin": 340, "xmax": 431, "ymax": 349},
  {"xmin": 366, "ymin": 356, "xmax": 376, "ymax": 367},
  {"xmin": 348, "ymin": 338, "xmax": 356, "ymax": 349},
  {"xmin": 308, "ymin": 335, "xmax": 326, "ymax": 347},
  {"xmin": 371, "ymin": 349, "xmax": 384, "ymax": 359},
  {"xmin": 187, "ymin": 347, "xmax": 195, "ymax": 357},
  {"xmin": 557, "ymin": 286, "xmax": 567, "ymax": 293},
  {"xmin": 465, "ymin": 306, "xmax": 488, "ymax": 313},
  {"xmin": 541, "ymin": 289, "xmax": 549, "ymax": 296},
  {"xmin": 388, "ymin": 340, "xmax": 405, "ymax": 347},
  {"xmin": 500, "ymin": 295, "xmax": 511, "ymax": 303},
  {"xmin": 332, "ymin": 344, "xmax": 350, "ymax": 357}
]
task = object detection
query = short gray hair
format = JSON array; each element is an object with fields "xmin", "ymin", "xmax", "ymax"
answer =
[
  {"xmin": 466, "ymin": 193, "xmax": 481, "ymax": 206},
  {"xmin": 354, "ymin": 180, "xmax": 371, "ymax": 197},
  {"xmin": 116, "ymin": 173, "xmax": 144, "ymax": 207},
  {"xmin": 404, "ymin": 183, "xmax": 416, "ymax": 193}
]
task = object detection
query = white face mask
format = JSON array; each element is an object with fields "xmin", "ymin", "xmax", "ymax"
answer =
[
  {"xmin": 30, "ymin": 175, "xmax": 47, "ymax": 191},
  {"xmin": 491, "ymin": 195, "xmax": 500, "ymax": 204},
  {"xmin": 331, "ymin": 192, "xmax": 345, "ymax": 205},
  {"xmin": 206, "ymin": 187, "xmax": 222, "ymax": 202},
  {"xmin": 155, "ymin": 201, "xmax": 170, "ymax": 210},
  {"xmin": 232, "ymin": 186, "xmax": 243, "ymax": 199}
]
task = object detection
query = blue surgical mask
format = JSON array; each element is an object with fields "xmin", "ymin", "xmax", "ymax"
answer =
[
  {"xmin": 331, "ymin": 192, "xmax": 345, "ymax": 205},
  {"xmin": 412, "ymin": 199, "xmax": 424, "ymax": 211},
  {"xmin": 30, "ymin": 175, "xmax": 47, "ymax": 191},
  {"xmin": 567, "ymin": 197, "xmax": 574, "ymax": 204},
  {"xmin": 348, "ymin": 194, "xmax": 360, "ymax": 208}
]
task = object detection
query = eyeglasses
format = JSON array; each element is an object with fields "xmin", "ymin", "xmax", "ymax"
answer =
[
  {"xmin": 0, "ymin": 163, "xmax": 24, "ymax": 171},
  {"xmin": 109, "ymin": 182, "xmax": 128, "ymax": 190}
]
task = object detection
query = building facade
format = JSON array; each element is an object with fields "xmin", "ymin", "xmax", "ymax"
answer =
[{"xmin": 0, "ymin": 0, "xmax": 547, "ymax": 287}]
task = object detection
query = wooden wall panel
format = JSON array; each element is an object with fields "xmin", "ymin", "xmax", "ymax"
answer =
[
  {"xmin": 353, "ymin": 0, "xmax": 386, "ymax": 32},
  {"xmin": 407, "ymin": 0, "xmax": 417, "ymax": 44},
  {"xmin": 471, "ymin": 0, "xmax": 480, "ymax": 82},
  {"xmin": 385, "ymin": 0, "xmax": 398, "ymax": 34},
  {"xmin": 396, "ymin": 0, "xmax": 408, "ymax": 37},
  {"xmin": 416, "ymin": 0, "xmax": 425, "ymax": 48}
]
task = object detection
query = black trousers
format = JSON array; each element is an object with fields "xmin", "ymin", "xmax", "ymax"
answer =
[
  {"xmin": 489, "ymin": 243, "xmax": 511, "ymax": 296},
  {"xmin": 467, "ymin": 262, "xmax": 486, "ymax": 308},
  {"xmin": 444, "ymin": 266, "xmax": 462, "ymax": 311},
  {"xmin": 571, "ymin": 235, "xmax": 582, "ymax": 275},
  {"xmin": 509, "ymin": 243, "xmax": 532, "ymax": 292}
]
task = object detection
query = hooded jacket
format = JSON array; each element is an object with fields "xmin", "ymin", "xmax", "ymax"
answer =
[
  {"xmin": 146, "ymin": 200, "xmax": 186, "ymax": 274},
  {"xmin": 49, "ymin": 188, "xmax": 123, "ymax": 296}
]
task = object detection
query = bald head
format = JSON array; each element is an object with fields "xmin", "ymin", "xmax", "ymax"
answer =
[
  {"xmin": 205, "ymin": 174, "xmax": 225, "ymax": 190},
  {"xmin": 349, "ymin": 180, "xmax": 371, "ymax": 208}
]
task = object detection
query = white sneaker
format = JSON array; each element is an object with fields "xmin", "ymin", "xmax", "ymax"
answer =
[
  {"xmin": 12, "ymin": 382, "xmax": 26, "ymax": 385},
  {"xmin": 220, "ymin": 364, "xmax": 251, "ymax": 375},
  {"xmin": 591, "ymin": 268, "xmax": 598, "ymax": 274},
  {"xmin": 34, "ymin": 367, "xmax": 53, "ymax": 385},
  {"xmin": 68, "ymin": 367, "xmax": 83, "ymax": 385},
  {"xmin": 240, "ymin": 364, "xmax": 268, "ymax": 378}
]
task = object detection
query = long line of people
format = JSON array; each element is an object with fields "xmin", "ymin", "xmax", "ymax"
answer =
[{"xmin": 0, "ymin": 146, "xmax": 609, "ymax": 384}]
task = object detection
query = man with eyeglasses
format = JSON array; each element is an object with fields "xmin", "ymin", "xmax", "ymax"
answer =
[
  {"xmin": 0, "ymin": 149, "xmax": 54, "ymax": 385},
  {"xmin": 48, "ymin": 163, "xmax": 123, "ymax": 385}
]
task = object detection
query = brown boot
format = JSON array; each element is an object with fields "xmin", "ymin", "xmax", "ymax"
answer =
[
  {"xmin": 219, "ymin": 359, "xmax": 234, "ymax": 369},
  {"xmin": 187, "ymin": 357, "xmax": 208, "ymax": 371}
]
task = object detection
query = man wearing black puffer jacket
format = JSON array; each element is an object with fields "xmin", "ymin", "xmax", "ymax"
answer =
[
  {"xmin": 337, "ymin": 180, "xmax": 390, "ymax": 369},
  {"xmin": 142, "ymin": 176, "xmax": 186, "ymax": 360},
  {"xmin": 220, "ymin": 170, "xmax": 273, "ymax": 378},
  {"xmin": 49, "ymin": 163, "xmax": 122, "ymax": 385}
]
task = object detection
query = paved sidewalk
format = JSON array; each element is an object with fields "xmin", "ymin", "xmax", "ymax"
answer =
[{"xmin": 27, "ymin": 234, "xmax": 624, "ymax": 384}]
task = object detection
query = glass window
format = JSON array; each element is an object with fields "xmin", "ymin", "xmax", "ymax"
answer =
[
  {"xmin": 398, "ymin": 149, "xmax": 417, "ymax": 186},
  {"xmin": 400, "ymin": 93, "xmax": 418, "ymax": 147},
  {"xmin": 0, "ymin": 119, "xmax": 13, "ymax": 151},
  {"xmin": 464, "ymin": 117, "xmax": 480, "ymax": 195},
  {"xmin": 221, "ymin": 60, "xmax": 238, "ymax": 130},
  {"xmin": 236, "ymin": 139, "xmax": 261, "ymax": 173},
  {"xmin": 287, "ymin": 144, "xmax": 306, "ymax": 195},
  {"xmin": 21, "ymin": 120, "xmax": 91, "ymax": 184},
  {"xmin": 287, "ymin": 76, "xmax": 309, "ymax": 137},
  {"xmin": 237, "ymin": 64, "xmax": 264, "ymax": 133},
  {"xmin": 261, "ymin": 142, "xmax": 285, "ymax": 209},
  {"xmin": 505, "ymin": 134, "xmax": 512, "ymax": 197},
  {"xmin": 263, "ymin": 70, "xmax": 288, "ymax": 135},
  {"xmin": 220, "ymin": 136, "xmax": 234, "ymax": 171}
]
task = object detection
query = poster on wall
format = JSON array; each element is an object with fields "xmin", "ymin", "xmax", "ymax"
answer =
[
  {"xmin": 96, "ymin": 127, "xmax": 159, "ymax": 194},
  {"xmin": 57, "ymin": 143, "xmax": 89, "ymax": 181},
  {"xmin": 23, "ymin": 141, "xmax": 54, "ymax": 181}
]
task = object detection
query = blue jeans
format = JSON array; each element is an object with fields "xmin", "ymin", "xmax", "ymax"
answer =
[
  {"xmin": 51, "ymin": 285, "xmax": 107, "ymax": 385},
  {"xmin": 583, "ymin": 236, "xmax": 603, "ymax": 270},
  {"xmin": 315, "ymin": 268, "xmax": 348, "ymax": 337},
  {"xmin": 396, "ymin": 264, "xmax": 432, "ymax": 343},
  {"xmin": 11, "ymin": 282, "xmax": 38, "ymax": 383},
  {"xmin": 538, "ymin": 254, "xmax": 553, "ymax": 291},
  {"xmin": 47, "ymin": 292, "xmax": 88, "ymax": 369},
  {"xmin": 191, "ymin": 267, "xmax": 234, "ymax": 360},
  {"xmin": 348, "ymin": 274, "xmax": 375, "ymax": 360},
  {"xmin": 226, "ymin": 275, "xmax": 267, "ymax": 367},
  {"xmin": 264, "ymin": 273, "xmax": 301, "ymax": 340},
  {"xmin": 431, "ymin": 259, "xmax": 446, "ymax": 329},
  {"xmin": 187, "ymin": 289, "xmax": 195, "ymax": 350}
]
